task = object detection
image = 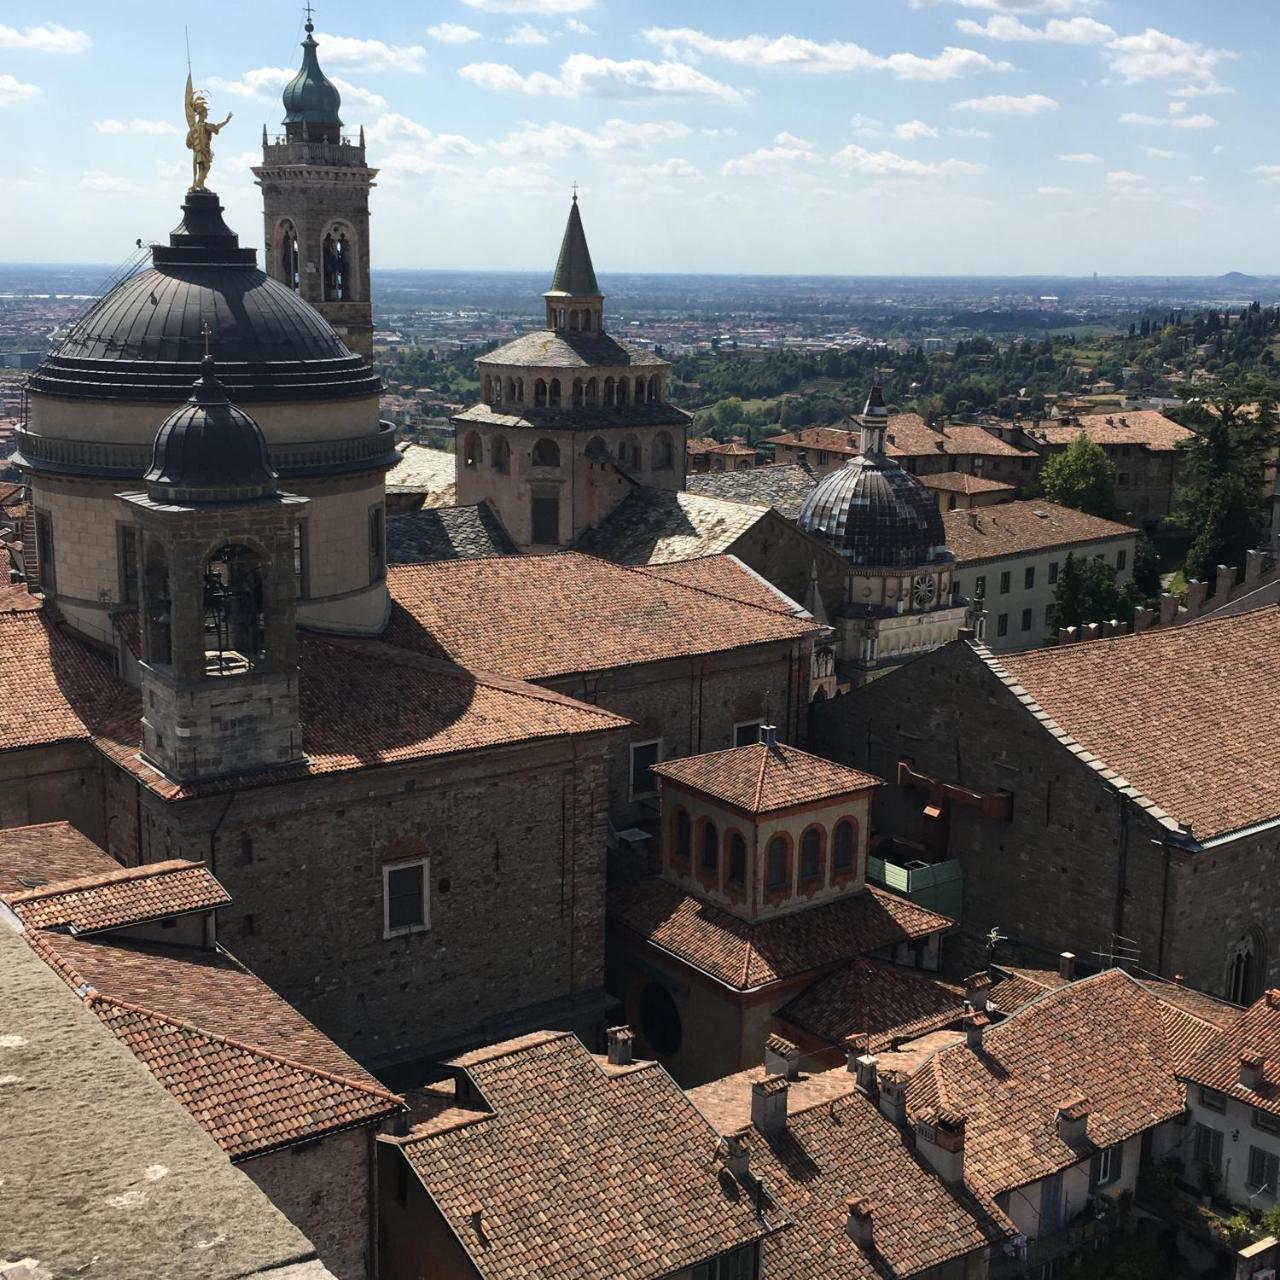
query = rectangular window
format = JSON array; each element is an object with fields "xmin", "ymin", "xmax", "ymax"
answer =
[
  {"xmin": 1095, "ymin": 1143, "xmax": 1122, "ymax": 1186},
  {"xmin": 1255, "ymin": 1108, "xmax": 1280, "ymax": 1136},
  {"xmin": 734, "ymin": 720, "xmax": 763, "ymax": 748},
  {"xmin": 1199, "ymin": 1087, "xmax": 1228, "ymax": 1113},
  {"xmin": 1048, "ymin": 561, "xmax": 1059, "ymax": 584},
  {"xmin": 1021, "ymin": 608, "xmax": 1033, "ymax": 632},
  {"xmin": 531, "ymin": 494, "xmax": 560, "ymax": 545},
  {"xmin": 293, "ymin": 522, "xmax": 308, "ymax": 598},
  {"xmin": 630, "ymin": 740, "xmax": 661, "ymax": 799},
  {"xmin": 118, "ymin": 525, "xmax": 139, "ymax": 606},
  {"xmin": 368, "ymin": 505, "xmax": 386, "ymax": 583},
  {"xmin": 999, "ymin": 570, "xmax": 1011, "ymax": 595},
  {"xmin": 1116, "ymin": 549, "xmax": 1127, "ymax": 571},
  {"xmin": 1024, "ymin": 565, "xmax": 1035, "ymax": 590},
  {"xmin": 34, "ymin": 511, "xmax": 55, "ymax": 593},
  {"xmin": 974, "ymin": 575, "xmax": 986, "ymax": 599},
  {"xmin": 383, "ymin": 859, "xmax": 428, "ymax": 937},
  {"xmin": 1248, "ymin": 1146, "xmax": 1279, "ymax": 1196},
  {"xmin": 1194, "ymin": 1123, "xmax": 1223, "ymax": 1171},
  {"xmin": 997, "ymin": 613, "xmax": 1009, "ymax": 638}
]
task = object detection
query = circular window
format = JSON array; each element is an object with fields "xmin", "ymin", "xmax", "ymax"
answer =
[
  {"xmin": 912, "ymin": 574, "xmax": 938, "ymax": 609},
  {"xmin": 637, "ymin": 982, "xmax": 683, "ymax": 1056},
  {"xmin": 437, "ymin": 877, "xmax": 451, "ymax": 894}
]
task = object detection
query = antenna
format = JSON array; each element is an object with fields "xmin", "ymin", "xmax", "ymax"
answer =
[{"xmin": 185, "ymin": 25, "xmax": 192, "ymax": 75}]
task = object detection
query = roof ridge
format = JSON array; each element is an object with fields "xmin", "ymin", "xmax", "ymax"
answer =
[
  {"xmin": 86, "ymin": 993, "xmax": 404, "ymax": 1107},
  {"xmin": 4, "ymin": 857, "xmax": 208, "ymax": 905},
  {"xmin": 753, "ymin": 744, "xmax": 769, "ymax": 812},
  {"xmin": 616, "ymin": 558, "xmax": 822, "ymax": 627}
]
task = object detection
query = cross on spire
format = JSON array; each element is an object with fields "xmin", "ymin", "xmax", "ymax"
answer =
[
  {"xmin": 201, "ymin": 320, "xmax": 211, "ymax": 357},
  {"xmin": 303, "ymin": 2, "xmax": 315, "ymax": 31},
  {"xmin": 571, "ymin": 181, "xmax": 579, "ymax": 202}
]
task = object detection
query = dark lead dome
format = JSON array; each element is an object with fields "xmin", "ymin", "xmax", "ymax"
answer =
[
  {"xmin": 282, "ymin": 20, "xmax": 343, "ymax": 129},
  {"xmin": 798, "ymin": 443, "xmax": 950, "ymax": 568},
  {"xmin": 27, "ymin": 189, "xmax": 380, "ymax": 404},
  {"xmin": 146, "ymin": 357, "xmax": 278, "ymax": 503}
]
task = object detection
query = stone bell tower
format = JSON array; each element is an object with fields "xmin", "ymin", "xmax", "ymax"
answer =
[
  {"xmin": 252, "ymin": 14, "xmax": 378, "ymax": 361},
  {"xmin": 120, "ymin": 357, "xmax": 307, "ymax": 783}
]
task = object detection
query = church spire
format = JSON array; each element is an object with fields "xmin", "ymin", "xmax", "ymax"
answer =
[
  {"xmin": 281, "ymin": 7, "xmax": 343, "ymax": 141},
  {"xmin": 544, "ymin": 193, "xmax": 604, "ymax": 333}
]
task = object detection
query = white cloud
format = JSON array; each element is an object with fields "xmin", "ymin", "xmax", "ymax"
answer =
[
  {"xmin": 831, "ymin": 143, "xmax": 986, "ymax": 177},
  {"xmin": 1036, "ymin": 186, "xmax": 1072, "ymax": 195},
  {"xmin": 721, "ymin": 132, "xmax": 818, "ymax": 177},
  {"xmin": 463, "ymin": 0, "xmax": 595, "ymax": 11},
  {"xmin": 565, "ymin": 18, "xmax": 595, "ymax": 35},
  {"xmin": 495, "ymin": 118, "xmax": 690, "ymax": 156},
  {"xmin": 952, "ymin": 93, "xmax": 1058, "ymax": 113},
  {"xmin": 0, "ymin": 22, "xmax": 90, "ymax": 54},
  {"xmin": 94, "ymin": 118, "xmax": 180, "ymax": 136},
  {"xmin": 1119, "ymin": 107, "xmax": 1216, "ymax": 129},
  {"xmin": 1104, "ymin": 28, "xmax": 1235, "ymax": 96},
  {"xmin": 909, "ymin": 0, "xmax": 1100, "ymax": 10},
  {"xmin": 334, "ymin": 78, "xmax": 389, "ymax": 112},
  {"xmin": 0, "ymin": 74, "xmax": 41, "ymax": 105},
  {"xmin": 366, "ymin": 113, "xmax": 482, "ymax": 154},
  {"xmin": 80, "ymin": 169, "xmax": 138, "ymax": 193},
  {"xmin": 895, "ymin": 119, "xmax": 940, "ymax": 141},
  {"xmin": 1142, "ymin": 146, "xmax": 1181, "ymax": 159},
  {"xmin": 641, "ymin": 28, "xmax": 1011, "ymax": 81},
  {"xmin": 207, "ymin": 66, "xmax": 384, "ymax": 110},
  {"xmin": 506, "ymin": 23, "xmax": 553, "ymax": 45},
  {"xmin": 1249, "ymin": 165, "xmax": 1280, "ymax": 186},
  {"xmin": 314, "ymin": 33, "xmax": 426, "ymax": 73},
  {"xmin": 646, "ymin": 157, "xmax": 702, "ymax": 181},
  {"xmin": 1106, "ymin": 169, "xmax": 1146, "ymax": 186},
  {"xmin": 948, "ymin": 126, "xmax": 993, "ymax": 138},
  {"xmin": 427, "ymin": 23, "xmax": 482, "ymax": 44},
  {"xmin": 1056, "ymin": 151, "xmax": 1100, "ymax": 162},
  {"xmin": 460, "ymin": 54, "xmax": 747, "ymax": 104},
  {"xmin": 956, "ymin": 15, "xmax": 1113, "ymax": 42}
]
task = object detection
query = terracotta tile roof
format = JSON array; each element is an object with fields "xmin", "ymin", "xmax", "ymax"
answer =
[
  {"xmin": 387, "ymin": 502, "xmax": 517, "ymax": 563},
  {"xmin": 386, "ymin": 551, "xmax": 817, "ymax": 682},
  {"xmin": 921, "ymin": 472, "xmax": 1016, "ymax": 496},
  {"xmin": 652, "ymin": 741, "xmax": 880, "ymax": 815},
  {"xmin": 1180, "ymin": 988, "xmax": 1280, "ymax": 1118},
  {"xmin": 778, "ymin": 957, "xmax": 966, "ymax": 1051},
  {"xmin": 1032, "ymin": 411, "xmax": 1193, "ymax": 453},
  {"xmin": 771, "ymin": 425, "xmax": 862, "ymax": 455},
  {"xmin": 0, "ymin": 581, "xmax": 39, "ymax": 611},
  {"xmin": 637, "ymin": 555, "xmax": 803, "ymax": 615},
  {"xmin": 687, "ymin": 462, "xmax": 819, "ymax": 520},
  {"xmin": 942, "ymin": 500, "xmax": 1136, "ymax": 564},
  {"xmin": 988, "ymin": 966, "xmax": 1068, "ymax": 1015},
  {"xmin": 574, "ymin": 487, "xmax": 769, "ymax": 566},
  {"xmin": 26, "ymin": 930, "xmax": 403, "ymax": 1161},
  {"xmin": 391, "ymin": 1031, "xmax": 769, "ymax": 1280},
  {"xmin": 4, "ymin": 859, "xmax": 230, "ymax": 934},
  {"xmin": 688, "ymin": 1062, "xmax": 866, "ymax": 1137},
  {"xmin": 0, "ymin": 820, "xmax": 117, "ymax": 893},
  {"xmin": 994, "ymin": 606, "xmax": 1280, "ymax": 840},
  {"xmin": 690, "ymin": 1070, "xmax": 1013, "ymax": 1280},
  {"xmin": 608, "ymin": 878, "xmax": 951, "ymax": 991},
  {"xmin": 883, "ymin": 415, "xmax": 1036, "ymax": 460},
  {"xmin": 905, "ymin": 969, "xmax": 1186, "ymax": 1197}
]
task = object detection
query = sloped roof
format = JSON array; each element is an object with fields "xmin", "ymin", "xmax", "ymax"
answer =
[
  {"xmin": 0, "ymin": 819, "xmax": 117, "ymax": 893},
  {"xmin": 994, "ymin": 606, "xmax": 1280, "ymax": 840},
  {"xmin": 636, "ymin": 555, "xmax": 803, "ymax": 615},
  {"xmin": 883, "ymin": 415, "xmax": 1035, "ymax": 460},
  {"xmin": 475, "ymin": 329, "xmax": 666, "ymax": 371},
  {"xmin": 943, "ymin": 500, "xmax": 1136, "ymax": 564},
  {"xmin": 1181, "ymin": 988, "xmax": 1280, "ymax": 1117},
  {"xmin": 771, "ymin": 425, "xmax": 862, "ymax": 455},
  {"xmin": 549, "ymin": 197, "xmax": 600, "ymax": 296},
  {"xmin": 687, "ymin": 462, "xmax": 819, "ymax": 521},
  {"xmin": 652, "ymin": 741, "xmax": 880, "ymax": 814},
  {"xmin": 390, "ymin": 1031, "xmax": 768, "ymax": 1280},
  {"xmin": 386, "ymin": 442, "xmax": 455, "ymax": 497},
  {"xmin": 608, "ymin": 879, "xmax": 950, "ymax": 991},
  {"xmin": 921, "ymin": 472, "xmax": 1016, "ymax": 496},
  {"xmin": 386, "ymin": 552, "xmax": 817, "ymax": 682},
  {"xmin": 387, "ymin": 503, "xmax": 516, "ymax": 563},
  {"xmin": 987, "ymin": 966, "xmax": 1068, "ymax": 1015},
  {"xmin": 1031, "ymin": 411, "xmax": 1192, "ymax": 453}
]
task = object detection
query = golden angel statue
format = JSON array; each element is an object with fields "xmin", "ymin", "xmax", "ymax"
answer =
[{"xmin": 184, "ymin": 72, "xmax": 232, "ymax": 191}]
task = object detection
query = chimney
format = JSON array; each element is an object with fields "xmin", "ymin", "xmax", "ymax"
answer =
[
  {"xmin": 878, "ymin": 1068, "xmax": 907, "ymax": 1125},
  {"xmin": 845, "ymin": 1195, "xmax": 874, "ymax": 1248},
  {"xmin": 964, "ymin": 1010, "xmax": 989, "ymax": 1050},
  {"xmin": 1058, "ymin": 952, "xmax": 1077, "ymax": 982},
  {"xmin": 606, "ymin": 1025, "xmax": 634, "ymax": 1067},
  {"xmin": 1057, "ymin": 1094, "xmax": 1090, "ymax": 1144},
  {"xmin": 758, "ymin": 723, "xmax": 778, "ymax": 749},
  {"xmin": 1267, "ymin": 990, "xmax": 1280, "ymax": 1010},
  {"xmin": 967, "ymin": 509, "xmax": 980, "ymax": 530},
  {"xmin": 723, "ymin": 1133, "xmax": 751, "ymax": 1180},
  {"xmin": 965, "ymin": 971, "xmax": 993, "ymax": 1012},
  {"xmin": 1239, "ymin": 1051, "xmax": 1265, "ymax": 1090},
  {"xmin": 852, "ymin": 1053, "xmax": 879, "ymax": 1096},
  {"xmin": 764, "ymin": 1034, "xmax": 802, "ymax": 1081},
  {"xmin": 916, "ymin": 1109, "xmax": 966, "ymax": 1185},
  {"xmin": 751, "ymin": 1075, "xmax": 789, "ymax": 1136}
]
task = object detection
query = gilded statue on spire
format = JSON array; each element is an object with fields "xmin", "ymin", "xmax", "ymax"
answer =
[{"xmin": 184, "ymin": 73, "xmax": 232, "ymax": 191}]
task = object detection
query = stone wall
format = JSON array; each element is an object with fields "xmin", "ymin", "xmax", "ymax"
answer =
[{"xmin": 0, "ymin": 742, "xmax": 105, "ymax": 847}]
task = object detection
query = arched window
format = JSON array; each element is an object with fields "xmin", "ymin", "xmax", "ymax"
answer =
[
  {"xmin": 549, "ymin": 378, "xmax": 562, "ymax": 408},
  {"xmin": 569, "ymin": 309, "xmax": 581, "ymax": 332},
  {"xmin": 585, "ymin": 378, "xmax": 598, "ymax": 407},
  {"xmin": 144, "ymin": 539, "xmax": 171, "ymax": 665},
  {"xmin": 617, "ymin": 378, "xmax": 628, "ymax": 406},
  {"xmin": 604, "ymin": 376, "xmax": 616, "ymax": 406},
  {"xmin": 1228, "ymin": 928, "xmax": 1268, "ymax": 1004},
  {"xmin": 505, "ymin": 377, "xmax": 517, "ymax": 402},
  {"xmin": 532, "ymin": 438, "xmax": 561, "ymax": 468},
  {"xmin": 652, "ymin": 431, "xmax": 674, "ymax": 471},
  {"xmin": 557, "ymin": 306, "xmax": 566, "ymax": 329},
  {"xmin": 204, "ymin": 543, "xmax": 265, "ymax": 676},
  {"xmin": 277, "ymin": 221, "xmax": 299, "ymax": 290},
  {"xmin": 493, "ymin": 378, "xmax": 503, "ymax": 404},
  {"xmin": 634, "ymin": 376, "xmax": 645, "ymax": 404},
  {"xmin": 700, "ymin": 820, "xmax": 718, "ymax": 876},
  {"xmin": 727, "ymin": 832, "xmax": 747, "ymax": 888},
  {"xmin": 492, "ymin": 435, "xmax": 511, "ymax": 475},
  {"xmin": 515, "ymin": 377, "xmax": 524, "ymax": 404},
  {"xmin": 572, "ymin": 378, "xmax": 584, "ymax": 408},
  {"xmin": 800, "ymin": 827, "xmax": 824, "ymax": 883},
  {"xmin": 673, "ymin": 808, "xmax": 691, "ymax": 863},
  {"xmin": 322, "ymin": 227, "xmax": 350, "ymax": 301},
  {"xmin": 535, "ymin": 378, "xmax": 548, "ymax": 408},
  {"xmin": 483, "ymin": 374, "xmax": 493, "ymax": 403},
  {"xmin": 585, "ymin": 436, "xmax": 609, "ymax": 465},
  {"xmin": 648, "ymin": 375, "xmax": 661, "ymax": 403},
  {"xmin": 581, "ymin": 310, "xmax": 592, "ymax": 333},
  {"xmin": 833, "ymin": 819, "xmax": 857, "ymax": 873},
  {"xmin": 463, "ymin": 432, "xmax": 483, "ymax": 468},
  {"xmin": 765, "ymin": 836, "xmax": 789, "ymax": 892},
  {"xmin": 620, "ymin": 435, "xmax": 642, "ymax": 471}
]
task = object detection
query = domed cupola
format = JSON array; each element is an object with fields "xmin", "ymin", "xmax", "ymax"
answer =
[
  {"xmin": 281, "ymin": 17, "xmax": 343, "ymax": 141},
  {"xmin": 798, "ymin": 388, "xmax": 950, "ymax": 569},
  {"xmin": 145, "ymin": 356, "xmax": 278, "ymax": 504}
]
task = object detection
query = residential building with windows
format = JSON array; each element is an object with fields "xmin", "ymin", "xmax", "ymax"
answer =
[
  {"xmin": 769, "ymin": 424, "xmax": 863, "ymax": 476},
  {"xmin": 880, "ymin": 414, "xmax": 1040, "ymax": 487},
  {"xmin": 921, "ymin": 471, "xmax": 1016, "ymax": 514},
  {"xmin": 942, "ymin": 501, "xmax": 1138, "ymax": 652}
]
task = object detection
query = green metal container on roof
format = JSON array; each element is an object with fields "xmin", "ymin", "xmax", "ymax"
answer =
[{"xmin": 282, "ymin": 21, "xmax": 342, "ymax": 127}]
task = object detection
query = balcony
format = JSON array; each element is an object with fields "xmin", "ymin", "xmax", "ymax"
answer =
[
  {"xmin": 260, "ymin": 138, "xmax": 368, "ymax": 169},
  {"xmin": 990, "ymin": 1216, "xmax": 1114, "ymax": 1278}
]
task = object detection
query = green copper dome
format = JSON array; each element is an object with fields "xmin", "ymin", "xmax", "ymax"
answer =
[{"xmin": 282, "ymin": 21, "xmax": 342, "ymax": 128}]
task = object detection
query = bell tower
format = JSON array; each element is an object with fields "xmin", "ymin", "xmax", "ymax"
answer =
[{"xmin": 252, "ymin": 12, "xmax": 378, "ymax": 361}]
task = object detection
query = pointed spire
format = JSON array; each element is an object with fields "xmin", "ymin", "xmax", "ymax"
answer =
[
  {"xmin": 804, "ymin": 562, "xmax": 830, "ymax": 626},
  {"xmin": 549, "ymin": 193, "xmax": 600, "ymax": 297}
]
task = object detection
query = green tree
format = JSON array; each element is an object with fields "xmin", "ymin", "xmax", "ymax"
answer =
[
  {"xmin": 1131, "ymin": 534, "xmax": 1161, "ymax": 599},
  {"xmin": 1041, "ymin": 435, "xmax": 1118, "ymax": 519},
  {"xmin": 1050, "ymin": 552, "xmax": 1125, "ymax": 632}
]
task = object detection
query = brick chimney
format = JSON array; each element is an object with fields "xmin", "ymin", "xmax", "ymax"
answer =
[
  {"xmin": 1239, "ymin": 1051, "xmax": 1265, "ymax": 1090},
  {"xmin": 764, "ymin": 1034, "xmax": 801, "ymax": 1081},
  {"xmin": 1057, "ymin": 1094, "xmax": 1089, "ymax": 1144},
  {"xmin": 1059, "ymin": 952, "xmax": 1077, "ymax": 982},
  {"xmin": 965, "ymin": 971, "xmax": 993, "ymax": 1012},
  {"xmin": 878, "ymin": 1068, "xmax": 907, "ymax": 1125},
  {"xmin": 751, "ymin": 1075, "xmax": 789, "ymax": 1136},
  {"xmin": 845, "ymin": 1195, "xmax": 874, "ymax": 1248},
  {"xmin": 916, "ymin": 1109, "xmax": 966, "ymax": 1184},
  {"xmin": 606, "ymin": 1025, "xmax": 634, "ymax": 1067},
  {"xmin": 964, "ymin": 1010, "xmax": 990, "ymax": 1050}
]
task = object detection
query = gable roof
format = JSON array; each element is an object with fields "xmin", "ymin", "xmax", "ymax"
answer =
[
  {"xmin": 0, "ymin": 819, "xmax": 118, "ymax": 893},
  {"xmin": 608, "ymin": 879, "xmax": 950, "ymax": 991},
  {"xmin": 1181, "ymin": 987, "xmax": 1280, "ymax": 1117},
  {"xmin": 687, "ymin": 462, "xmax": 819, "ymax": 520},
  {"xmin": 771, "ymin": 425, "xmax": 863, "ymax": 456},
  {"xmin": 921, "ymin": 472, "xmax": 1016, "ymax": 496},
  {"xmin": 387, "ymin": 502, "xmax": 516, "ymax": 563},
  {"xmin": 636, "ymin": 555, "xmax": 804, "ymax": 616},
  {"xmin": 389, "ymin": 1031, "xmax": 769, "ymax": 1280},
  {"xmin": 883, "ymin": 415, "xmax": 1036, "ymax": 460},
  {"xmin": 993, "ymin": 606, "xmax": 1280, "ymax": 840},
  {"xmin": 386, "ymin": 552, "xmax": 817, "ymax": 682},
  {"xmin": 943, "ymin": 500, "xmax": 1136, "ymax": 564},
  {"xmin": 652, "ymin": 741, "xmax": 880, "ymax": 815}
]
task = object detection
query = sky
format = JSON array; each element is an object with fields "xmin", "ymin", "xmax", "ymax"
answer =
[{"xmin": 2, "ymin": 0, "xmax": 1278, "ymax": 276}]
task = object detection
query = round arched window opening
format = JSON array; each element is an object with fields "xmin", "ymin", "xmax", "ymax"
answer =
[
  {"xmin": 322, "ymin": 227, "xmax": 350, "ymax": 301},
  {"xmin": 638, "ymin": 981, "xmax": 682, "ymax": 1056},
  {"xmin": 278, "ymin": 221, "xmax": 300, "ymax": 291},
  {"xmin": 532, "ymin": 437, "xmax": 561, "ymax": 468},
  {"xmin": 204, "ymin": 544, "xmax": 265, "ymax": 677},
  {"xmin": 144, "ymin": 538, "xmax": 172, "ymax": 665}
]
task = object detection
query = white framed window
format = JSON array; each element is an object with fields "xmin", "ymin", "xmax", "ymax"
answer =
[
  {"xmin": 629, "ymin": 739, "xmax": 662, "ymax": 800},
  {"xmin": 383, "ymin": 858, "xmax": 429, "ymax": 938},
  {"xmin": 733, "ymin": 720, "xmax": 763, "ymax": 748},
  {"xmin": 1095, "ymin": 1142, "xmax": 1121, "ymax": 1186}
]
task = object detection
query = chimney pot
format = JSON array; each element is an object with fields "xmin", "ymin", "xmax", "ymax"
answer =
[
  {"xmin": 916, "ymin": 1109, "xmax": 966, "ymax": 1184},
  {"xmin": 1058, "ymin": 952, "xmax": 1077, "ymax": 982},
  {"xmin": 751, "ymin": 1074, "xmax": 789, "ymax": 1136},
  {"xmin": 853, "ymin": 1053, "xmax": 879, "ymax": 1096},
  {"xmin": 878, "ymin": 1069, "xmax": 907, "ymax": 1125},
  {"xmin": 1267, "ymin": 989, "xmax": 1280, "ymax": 1010},
  {"xmin": 606, "ymin": 1025, "xmax": 635, "ymax": 1067},
  {"xmin": 964, "ymin": 1010, "xmax": 989, "ymax": 1050},
  {"xmin": 845, "ymin": 1195, "xmax": 874, "ymax": 1247},
  {"xmin": 758, "ymin": 723, "xmax": 778, "ymax": 749},
  {"xmin": 722, "ymin": 1133, "xmax": 751, "ymax": 1180},
  {"xmin": 964, "ymin": 971, "xmax": 993, "ymax": 1011},
  {"xmin": 1239, "ymin": 1051, "xmax": 1265, "ymax": 1090},
  {"xmin": 1057, "ymin": 1094, "xmax": 1090, "ymax": 1144},
  {"xmin": 764, "ymin": 1034, "xmax": 802, "ymax": 1081}
]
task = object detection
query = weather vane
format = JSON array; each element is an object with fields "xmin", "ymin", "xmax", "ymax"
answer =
[{"xmin": 183, "ymin": 52, "xmax": 232, "ymax": 192}]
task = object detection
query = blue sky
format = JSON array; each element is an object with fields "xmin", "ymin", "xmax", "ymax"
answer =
[{"xmin": 2, "ymin": 1, "xmax": 1276, "ymax": 275}]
